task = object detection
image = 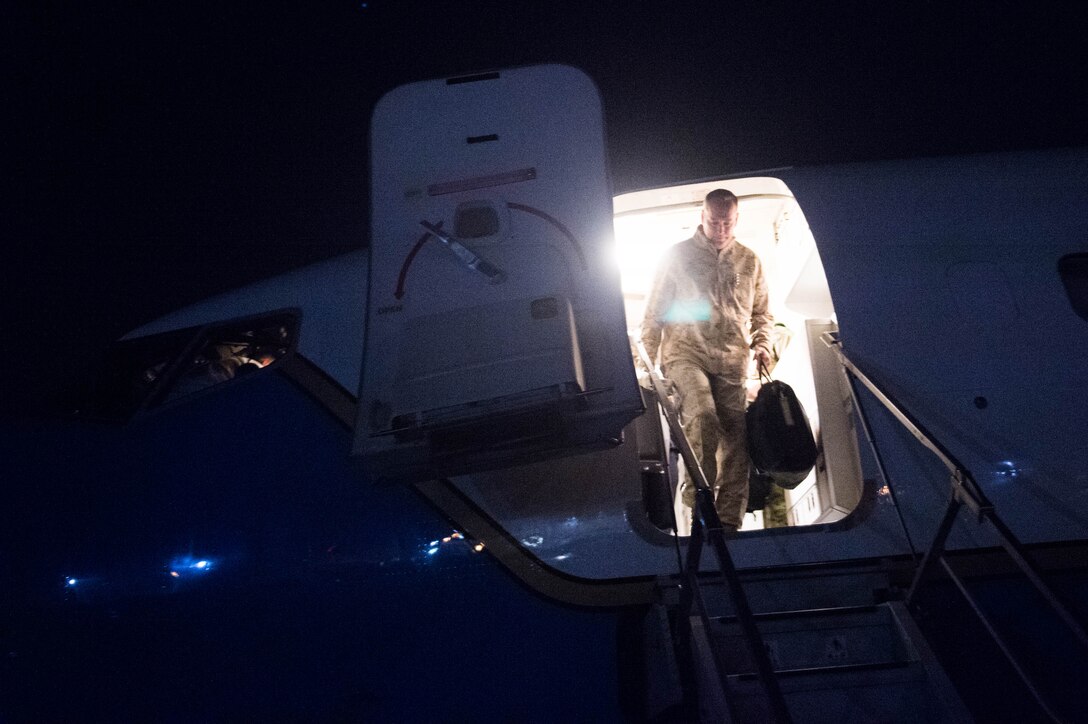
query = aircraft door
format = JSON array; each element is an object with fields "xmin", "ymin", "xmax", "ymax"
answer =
[{"xmin": 355, "ymin": 64, "xmax": 643, "ymax": 483}]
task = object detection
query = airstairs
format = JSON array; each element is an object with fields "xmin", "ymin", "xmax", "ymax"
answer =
[
  {"xmin": 647, "ymin": 575, "xmax": 971, "ymax": 723},
  {"xmin": 635, "ymin": 337, "xmax": 1088, "ymax": 723},
  {"xmin": 711, "ymin": 602, "xmax": 961, "ymax": 722}
]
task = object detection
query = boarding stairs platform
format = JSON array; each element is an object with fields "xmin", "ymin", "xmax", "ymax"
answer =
[
  {"xmin": 634, "ymin": 336, "xmax": 1088, "ymax": 723},
  {"xmin": 712, "ymin": 602, "xmax": 962, "ymax": 722},
  {"xmin": 643, "ymin": 556, "xmax": 972, "ymax": 723},
  {"xmin": 662, "ymin": 583, "xmax": 973, "ymax": 723}
]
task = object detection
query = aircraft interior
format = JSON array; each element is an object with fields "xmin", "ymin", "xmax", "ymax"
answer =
[{"xmin": 613, "ymin": 176, "xmax": 863, "ymax": 534}]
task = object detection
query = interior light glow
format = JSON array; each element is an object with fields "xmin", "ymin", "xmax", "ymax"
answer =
[
  {"xmin": 67, "ymin": 578, "xmax": 77, "ymax": 586},
  {"xmin": 473, "ymin": 543, "xmax": 485, "ymax": 552},
  {"xmin": 612, "ymin": 210, "xmax": 698, "ymax": 296},
  {"xmin": 170, "ymin": 571, "xmax": 180, "ymax": 578}
]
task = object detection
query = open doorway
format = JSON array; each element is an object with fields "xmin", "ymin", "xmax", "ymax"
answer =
[{"xmin": 613, "ymin": 176, "xmax": 863, "ymax": 533}]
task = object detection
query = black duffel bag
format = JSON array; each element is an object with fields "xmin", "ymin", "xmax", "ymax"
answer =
[{"xmin": 746, "ymin": 370, "xmax": 818, "ymax": 489}]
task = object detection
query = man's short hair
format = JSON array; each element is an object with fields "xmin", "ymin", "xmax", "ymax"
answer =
[{"xmin": 704, "ymin": 189, "xmax": 738, "ymax": 208}]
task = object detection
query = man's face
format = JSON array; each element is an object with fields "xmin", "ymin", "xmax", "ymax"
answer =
[{"xmin": 701, "ymin": 201, "xmax": 739, "ymax": 248}]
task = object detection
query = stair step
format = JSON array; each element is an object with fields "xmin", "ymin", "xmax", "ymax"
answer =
[
  {"xmin": 709, "ymin": 604, "xmax": 912, "ymax": 675},
  {"xmin": 688, "ymin": 602, "xmax": 974, "ymax": 723},
  {"xmin": 726, "ymin": 660, "xmax": 962, "ymax": 724}
]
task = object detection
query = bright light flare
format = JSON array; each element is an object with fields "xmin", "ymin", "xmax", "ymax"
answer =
[
  {"xmin": 612, "ymin": 207, "xmax": 699, "ymax": 298},
  {"xmin": 169, "ymin": 556, "xmax": 217, "ymax": 576},
  {"xmin": 612, "ymin": 217, "xmax": 673, "ymax": 296}
]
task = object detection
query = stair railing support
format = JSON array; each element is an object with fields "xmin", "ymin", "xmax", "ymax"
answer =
[
  {"xmin": 822, "ymin": 331, "xmax": 1088, "ymax": 722},
  {"xmin": 636, "ymin": 339, "xmax": 792, "ymax": 724}
]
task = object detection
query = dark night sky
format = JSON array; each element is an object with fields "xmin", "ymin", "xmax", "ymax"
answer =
[{"xmin": 7, "ymin": 0, "xmax": 1088, "ymax": 414}]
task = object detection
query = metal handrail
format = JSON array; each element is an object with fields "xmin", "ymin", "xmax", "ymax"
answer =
[
  {"xmin": 635, "ymin": 339, "xmax": 792, "ymax": 724},
  {"xmin": 821, "ymin": 331, "xmax": 1088, "ymax": 722}
]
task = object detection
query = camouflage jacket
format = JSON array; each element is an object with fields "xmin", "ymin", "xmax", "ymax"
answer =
[{"xmin": 640, "ymin": 227, "xmax": 773, "ymax": 379}]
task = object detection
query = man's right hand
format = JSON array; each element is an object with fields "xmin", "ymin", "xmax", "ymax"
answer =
[{"xmin": 753, "ymin": 346, "xmax": 773, "ymax": 370}]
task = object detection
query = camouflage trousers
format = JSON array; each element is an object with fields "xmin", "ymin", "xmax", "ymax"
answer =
[
  {"xmin": 670, "ymin": 362, "xmax": 749, "ymax": 529},
  {"xmin": 762, "ymin": 484, "xmax": 789, "ymax": 528}
]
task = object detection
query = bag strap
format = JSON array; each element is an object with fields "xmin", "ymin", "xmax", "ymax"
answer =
[{"xmin": 757, "ymin": 359, "xmax": 773, "ymax": 385}]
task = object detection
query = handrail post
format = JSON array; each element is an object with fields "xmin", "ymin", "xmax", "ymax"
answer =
[
  {"xmin": 841, "ymin": 361, "xmax": 918, "ymax": 558},
  {"xmin": 906, "ymin": 492, "xmax": 963, "ymax": 607}
]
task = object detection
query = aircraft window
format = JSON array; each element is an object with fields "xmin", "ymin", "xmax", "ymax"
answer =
[
  {"xmin": 1059, "ymin": 253, "xmax": 1088, "ymax": 322},
  {"xmin": 158, "ymin": 314, "xmax": 297, "ymax": 405},
  {"xmin": 78, "ymin": 310, "xmax": 299, "ymax": 421},
  {"xmin": 79, "ymin": 326, "xmax": 201, "ymax": 421}
]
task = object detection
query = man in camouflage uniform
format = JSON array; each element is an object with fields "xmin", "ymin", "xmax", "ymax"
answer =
[{"xmin": 640, "ymin": 189, "xmax": 774, "ymax": 531}]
